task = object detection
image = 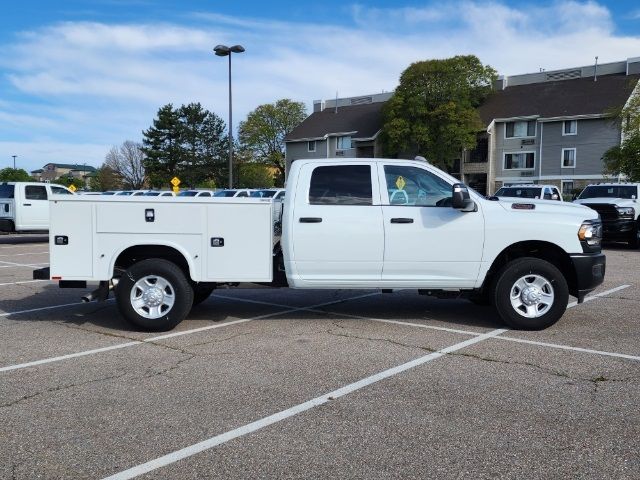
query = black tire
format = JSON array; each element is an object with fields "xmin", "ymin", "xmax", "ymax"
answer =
[
  {"xmin": 192, "ymin": 284, "xmax": 215, "ymax": 307},
  {"xmin": 116, "ymin": 258, "xmax": 193, "ymax": 331},
  {"xmin": 493, "ymin": 257, "xmax": 568, "ymax": 330},
  {"xmin": 628, "ymin": 222, "xmax": 640, "ymax": 249}
]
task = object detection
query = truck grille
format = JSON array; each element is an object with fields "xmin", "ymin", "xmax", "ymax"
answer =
[{"xmin": 583, "ymin": 203, "xmax": 618, "ymax": 222}]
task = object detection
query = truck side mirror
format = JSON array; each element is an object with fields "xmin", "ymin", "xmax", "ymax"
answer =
[{"xmin": 451, "ymin": 183, "xmax": 471, "ymax": 209}]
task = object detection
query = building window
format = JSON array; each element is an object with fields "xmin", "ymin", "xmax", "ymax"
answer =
[
  {"xmin": 562, "ymin": 148, "xmax": 576, "ymax": 168},
  {"xmin": 563, "ymin": 120, "xmax": 577, "ymax": 136},
  {"xmin": 505, "ymin": 120, "xmax": 536, "ymax": 138},
  {"xmin": 307, "ymin": 141, "xmax": 316, "ymax": 152},
  {"xmin": 336, "ymin": 136, "xmax": 352, "ymax": 150},
  {"xmin": 562, "ymin": 180, "xmax": 574, "ymax": 194},
  {"xmin": 504, "ymin": 152, "xmax": 535, "ymax": 170}
]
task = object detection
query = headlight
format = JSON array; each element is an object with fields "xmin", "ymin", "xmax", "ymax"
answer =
[
  {"xmin": 616, "ymin": 207, "xmax": 635, "ymax": 219},
  {"xmin": 578, "ymin": 220, "xmax": 602, "ymax": 248}
]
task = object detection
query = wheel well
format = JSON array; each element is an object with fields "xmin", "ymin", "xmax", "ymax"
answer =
[
  {"xmin": 482, "ymin": 241, "xmax": 577, "ymax": 295},
  {"xmin": 114, "ymin": 245, "xmax": 190, "ymax": 278}
]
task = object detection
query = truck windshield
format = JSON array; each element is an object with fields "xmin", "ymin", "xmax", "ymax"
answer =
[
  {"xmin": 0, "ymin": 184, "xmax": 14, "ymax": 199},
  {"xmin": 579, "ymin": 186, "xmax": 638, "ymax": 199},
  {"xmin": 495, "ymin": 187, "xmax": 542, "ymax": 199}
]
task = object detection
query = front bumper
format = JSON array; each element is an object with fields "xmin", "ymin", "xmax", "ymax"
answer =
[
  {"xmin": 602, "ymin": 219, "xmax": 636, "ymax": 240},
  {"xmin": 570, "ymin": 253, "xmax": 606, "ymax": 303}
]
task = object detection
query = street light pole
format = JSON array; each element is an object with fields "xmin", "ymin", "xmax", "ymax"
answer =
[
  {"xmin": 12, "ymin": 155, "xmax": 16, "ymax": 169},
  {"xmin": 214, "ymin": 44, "xmax": 245, "ymax": 189}
]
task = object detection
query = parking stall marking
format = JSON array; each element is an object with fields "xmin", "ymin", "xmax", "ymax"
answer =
[
  {"xmin": 219, "ymin": 285, "xmax": 638, "ymax": 363},
  {"xmin": 0, "ymin": 263, "xmax": 49, "ymax": 269},
  {"xmin": 0, "ymin": 259, "xmax": 50, "ymax": 268},
  {"xmin": 102, "ymin": 328, "xmax": 508, "ymax": 480},
  {"xmin": 0, "ymin": 251, "xmax": 48, "ymax": 257},
  {"xmin": 0, "ymin": 292, "xmax": 380, "ymax": 373},
  {"xmin": 0, "ymin": 279, "xmax": 48, "ymax": 287}
]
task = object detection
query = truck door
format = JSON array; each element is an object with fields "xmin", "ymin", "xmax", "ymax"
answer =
[
  {"xmin": 291, "ymin": 163, "xmax": 383, "ymax": 284},
  {"xmin": 378, "ymin": 164, "xmax": 484, "ymax": 287},
  {"xmin": 22, "ymin": 185, "xmax": 49, "ymax": 230}
]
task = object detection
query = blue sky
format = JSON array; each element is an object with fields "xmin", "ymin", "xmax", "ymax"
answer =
[{"xmin": 1, "ymin": 0, "xmax": 640, "ymax": 172}]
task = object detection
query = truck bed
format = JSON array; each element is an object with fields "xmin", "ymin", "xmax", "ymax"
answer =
[{"xmin": 48, "ymin": 196, "xmax": 274, "ymax": 283}]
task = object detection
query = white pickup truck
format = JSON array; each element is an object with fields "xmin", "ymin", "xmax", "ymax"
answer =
[
  {"xmin": 34, "ymin": 158, "xmax": 605, "ymax": 331},
  {"xmin": 0, "ymin": 182, "xmax": 74, "ymax": 232}
]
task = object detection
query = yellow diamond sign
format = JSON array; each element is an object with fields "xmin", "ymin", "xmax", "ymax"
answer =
[
  {"xmin": 68, "ymin": 184, "xmax": 77, "ymax": 193},
  {"xmin": 395, "ymin": 176, "xmax": 406, "ymax": 190},
  {"xmin": 170, "ymin": 177, "xmax": 181, "ymax": 187}
]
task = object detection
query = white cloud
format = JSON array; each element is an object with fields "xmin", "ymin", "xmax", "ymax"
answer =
[{"xmin": 0, "ymin": 1, "xmax": 639, "ymax": 172}]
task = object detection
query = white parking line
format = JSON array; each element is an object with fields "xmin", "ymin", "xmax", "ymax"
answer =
[
  {"xmin": 0, "ymin": 263, "xmax": 49, "ymax": 269},
  {"xmin": 102, "ymin": 328, "xmax": 507, "ymax": 480},
  {"xmin": 0, "ymin": 259, "xmax": 49, "ymax": 267},
  {"xmin": 0, "ymin": 301, "xmax": 86, "ymax": 318},
  {"xmin": 566, "ymin": 284, "xmax": 630, "ymax": 308},
  {"xmin": 219, "ymin": 285, "xmax": 637, "ymax": 363},
  {"xmin": 0, "ymin": 292, "xmax": 380, "ymax": 373},
  {"xmin": 0, "ymin": 251, "xmax": 48, "ymax": 257},
  {"xmin": 0, "ymin": 279, "xmax": 48, "ymax": 287}
]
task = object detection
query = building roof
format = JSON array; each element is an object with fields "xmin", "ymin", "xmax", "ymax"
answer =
[
  {"xmin": 478, "ymin": 73, "xmax": 640, "ymax": 126},
  {"xmin": 285, "ymin": 102, "xmax": 384, "ymax": 142},
  {"xmin": 43, "ymin": 163, "xmax": 97, "ymax": 172}
]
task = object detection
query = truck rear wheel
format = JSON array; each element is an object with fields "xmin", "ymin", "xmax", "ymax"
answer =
[
  {"xmin": 116, "ymin": 259, "xmax": 193, "ymax": 331},
  {"xmin": 628, "ymin": 222, "xmax": 640, "ymax": 249},
  {"xmin": 493, "ymin": 257, "xmax": 568, "ymax": 330}
]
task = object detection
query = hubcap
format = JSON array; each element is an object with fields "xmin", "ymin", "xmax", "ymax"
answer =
[
  {"xmin": 130, "ymin": 275, "xmax": 175, "ymax": 319},
  {"xmin": 509, "ymin": 274, "xmax": 554, "ymax": 318}
]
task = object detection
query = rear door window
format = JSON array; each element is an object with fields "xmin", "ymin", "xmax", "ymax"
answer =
[
  {"xmin": 309, "ymin": 165, "xmax": 372, "ymax": 205},
  {"xmin": 0, "ymin": 184, "xmax": 15, "ymax": 199},
  {"xmin": 25, "ymin": 185, "xmax": 48, "ymax": 200}
]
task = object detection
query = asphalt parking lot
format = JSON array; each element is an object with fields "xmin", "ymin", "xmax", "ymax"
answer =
[{"xmin": 0, "ymin": 234, "xmax": 638, "ymax": 479}]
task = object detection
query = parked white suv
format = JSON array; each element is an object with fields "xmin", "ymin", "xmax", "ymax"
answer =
[
  {"xmin": 573, "ymin": 183, "xmax": 640, "ymax": 248},
  {"xmin": 494, "ymin": 184, "xmax": 562, "ymax": 201},
  {"xmin": 0, "ymin": 182, "xmax": 74, "ymax": 232}
]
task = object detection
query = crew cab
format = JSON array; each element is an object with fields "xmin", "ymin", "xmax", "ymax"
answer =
[
  {"xmin": 35, "ymin": 158, "xmax": 605, "ymax": 332},
  {"xmin": 573, "ymin": 183, "xmax": 640, "ymax": 248},
  {"xmin": 0, "ymin": 182, "xmax": 74, "ymax": 232}
]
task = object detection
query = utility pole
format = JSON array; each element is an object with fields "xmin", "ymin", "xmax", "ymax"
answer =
[{"xmin": 12, "ymin": 155, "xmax": 16, "ymax": 169}]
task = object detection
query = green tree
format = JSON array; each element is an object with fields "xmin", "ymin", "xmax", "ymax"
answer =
[
  {"xmin": 603, "ymin": 83, "xmax": 640, "ymax": 181},
  {"xmin": 238, "ymin": 99, "xmax": 307, "ymax": 185},
  {"xmin": 0, "ymin": 168, "xmax": 31, "ymax": 182},
  {"xmin": 56, "ymin": 176, "xmax": 86, "ymax": 190},
  {"xmin": 236, "ymin": 163, "xmax": 275, "ymax": 189},
  {"xmin": 381, "ymin": 55, "xmax": 497, "ymax": 170},
  {"xmin": 142, "ymin": 103, "xmax": 228, "ymax": 188},
  {"xmin": 89, "ymin": 166, "xmax": 122, "ymax": 191}
]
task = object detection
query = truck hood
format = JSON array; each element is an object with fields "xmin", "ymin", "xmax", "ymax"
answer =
[
  {"xmin": 573, "ymin": 197, "xmax": 638, "ymax": 209},
  {"xmin": 494, "ymin": 198, "xmax": 599, "ymax": 220}
]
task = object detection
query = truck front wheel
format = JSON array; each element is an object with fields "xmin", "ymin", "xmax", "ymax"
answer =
[
  {"xmin": 116, "ymin": 259, "xmax": 194, "ymax": 331},
  {"xmin": 493, "ymin": 257, "xmax": 568, "ymax": 330},
  {"xmin": 628, "ymin": 222, "xmax": 640, "ymax": 249}
]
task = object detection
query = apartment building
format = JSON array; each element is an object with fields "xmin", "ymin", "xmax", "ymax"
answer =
[
  {"xmin": 284, "ymin": 92, "xmax": 392, "ymax": 173},
  {"xmin": 465, "ymin": 57, "xmax": 640, "ymax": 194},
  {"xmin": 286, "ymin": 58, "xmax": 640, "ymax": 195}
]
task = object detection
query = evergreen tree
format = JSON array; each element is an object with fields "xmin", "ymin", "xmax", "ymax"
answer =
[{"xmin": 141, "ymin": 104, "xmax": 182, "ymax": 188}]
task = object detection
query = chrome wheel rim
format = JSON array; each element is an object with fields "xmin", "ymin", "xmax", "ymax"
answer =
[
  {"xmin": 130, "ymin": 275, "xmax": 175, "ymax": 319},
  {"xmin": 509, "ymin": 274, "xmax": 554, "ymax": 318}
]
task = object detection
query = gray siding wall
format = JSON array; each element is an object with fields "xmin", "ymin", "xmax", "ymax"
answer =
[
  {"xmin": 493, "ymin": 121, "xmax": 540, "ymax": 179},
  {"xmin": 493, "ymin": 118, "xmax": 620, "ymax": 180},
  {"xmin": 285, "ymin": 140, "xmax": 328, "ymax": 173},
  {"xmin": 540, "ymin": 118, "xmax": 620, "ymax": 177}
]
